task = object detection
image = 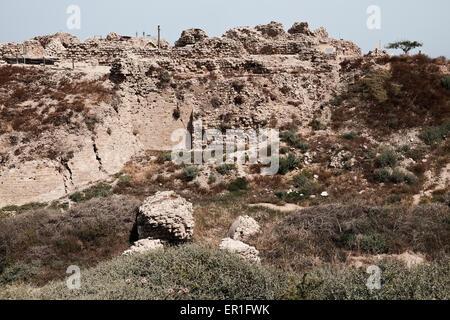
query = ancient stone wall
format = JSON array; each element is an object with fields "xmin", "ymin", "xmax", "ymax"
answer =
[{"xmin": 0, "ymin": 21, "xmax": 363, "ymax": 207}]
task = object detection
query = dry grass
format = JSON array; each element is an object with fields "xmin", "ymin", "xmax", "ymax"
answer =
[
  {"xmin": 0, "ymin": 195, "xmax": 140, "ymax": 286},
  {"xmin": 332, "ymin": 54, "xmax": 450, "ymax": 134},
  {"xmin": 254, "ymin": 203, "xmax": 450, "ymax": 273},
  {"xmin": 193, "ymin": 191, "xmax": 288, "ymax": 246},
  {"xmin": 0, "ymin": 65, "xmax": 111, "ymax": 133}
]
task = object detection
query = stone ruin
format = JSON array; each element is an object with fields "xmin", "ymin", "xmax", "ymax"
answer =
[
  {"xmin": 0, "ymin": 21, "xmax": 364, "ymax": 208},
  {"xmin": 1, "ymin": 21, "xmax": 360, "ymax": 66}
]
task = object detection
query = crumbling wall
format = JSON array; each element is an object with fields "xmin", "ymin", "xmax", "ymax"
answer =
[{"xmin": 0, "ymin": 21, "xmax": 363, "ymax": 207}]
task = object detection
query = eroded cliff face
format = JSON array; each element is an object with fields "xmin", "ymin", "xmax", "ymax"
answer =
[{"xmin": 0, "ymin": 21, "xmax": 362, "ymax": 207}]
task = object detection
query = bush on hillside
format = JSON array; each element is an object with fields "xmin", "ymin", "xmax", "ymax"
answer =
[
  {"xmin": 0, "ymin": 245, "xmax": 292, "ymax": 300},
  {"xmin": 182, "ymin": 166, "xmax": 199, "ymax": 181},
  {"xmin": 0, "ymin": 195, "xmax": 140, "ymax": 286},
  {"xmin": 282, "ymin": 261, "xmax": 449, "ymax": 300},
  {"xmin": 255, "ymin": 203, "xmax": 450, "ymax": 272},
  {"xmin": 278, "ymin": 153, "xmax": 301, "ymax": 175},
  {"xmin": 374, "ymin": 148, "xmax": 398, "ymax": 168},
  {"xmin": 280, "ymin": 130, "xmax": 309, "ymax": 152},
  {"xmin": 418, "ymin": 120, "xmax": 450, "ymax": 146}
]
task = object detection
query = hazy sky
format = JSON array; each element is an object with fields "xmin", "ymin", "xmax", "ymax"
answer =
[{"xmin": 1, "ymin": 0, "xmax": 449, "ymax": 57}]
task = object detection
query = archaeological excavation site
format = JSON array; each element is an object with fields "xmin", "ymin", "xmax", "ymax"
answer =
[{"xmin": 0, "ymin": 19, "xmax": 449, "ymax": 303}]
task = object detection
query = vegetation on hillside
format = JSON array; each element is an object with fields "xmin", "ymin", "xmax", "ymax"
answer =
[
  {"xmin": 0, "ymin": 65, "xmax": 110, "ymax": 134},
  {"xmin": 0, "ymin": 196, "xmax": 139, "ymax": 286},
  {"xmin": 333, "ymin": 54, "xmax": 450, "ymax": 134},
  {"xmin": 1, "ymin": 244, "xmax": 447, "ymax": 300}
]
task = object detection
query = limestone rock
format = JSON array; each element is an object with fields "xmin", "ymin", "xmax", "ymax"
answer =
[
  {"xmin": 313, "ymin": 27, "xmax": 329, "ymax": 39},
  {"xmin": 288, "ymin": 22, "xmax": 314, "ymax": 36},
  {"xmin": 175, "ymin": 29, "xmax": 208, "ymax": 47},
  {"xmin": 136, "ymin": 191, "xmax": 194, "ymax": 242},
  {"xmin": 255, "ymin": 21, "xmax": 285, "ymax": 38},
  {"xmin": 329, "ymin": 150, "xmax": 355, "ymax": 169},
  {"xmin": 122, "ymin": 238, "xmax": 163, "ymax": 256},
  {"xmin": 106, "ymin": 32, "xmax": 121, "ymax": 41},
  {"xmin": 34, "ymin": 32, "xmax": 80, "ymax": 48},
  {"xmin": 228, "ymin": 215, "xmax": 260, "ymax": 241},
  {"xmin": 219, "ymin": 238, "xmax": 260, "ymax": 263}
]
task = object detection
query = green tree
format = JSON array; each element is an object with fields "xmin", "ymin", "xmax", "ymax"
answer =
[{"xmin": 385, "ymin": 41, "xmax": 423, "ymax": 55}]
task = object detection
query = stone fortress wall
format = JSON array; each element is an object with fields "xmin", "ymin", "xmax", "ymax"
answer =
[{"xmin": 0, "ymin": 21, "xmax": 363, "ymax": 207}]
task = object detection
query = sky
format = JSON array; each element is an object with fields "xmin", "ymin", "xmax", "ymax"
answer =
[{"xmin": 0, "ymin": 0, "xmax": 449, "ymax": 57}]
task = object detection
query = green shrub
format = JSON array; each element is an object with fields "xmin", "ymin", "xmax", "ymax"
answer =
[
  {"xmin": 280, "ymin": 130, "xmax": 309, "ymax": 152},
  {"xmin": 69, "ymin": 192, "xmax": 83, "ymax": 203},
  {"xmin": 0, "ymin": 260, "xmax": 42, "ymax": 285},
  {"xmin": 82, "ymin": 182, "xmax": 113, "ymax": 200},
  {"xmin": 227, "ymin": 177, "xmax": 248, "ymax": 192},
  {"xmin": 374, "ymin": 168, "xmax": 417, "ymax": 185},
  {"xmin": 278, "ymin": 153, "xmax": 301, "ymax": 175},
  {"xmin": 341, "ymin": 131, "xmax": 358, "ymax": 140},
  {"xmin": 280, "ymin": 146, "xmax": 290, "ymax": 154},
  {"xmin": 274, "ymin": 190, "xmax": 305, "ymax": 203},
  {"xmin": 216, "ymin": 164, "xmax": 235, "ymax": 175},
  {"xmin": 359, "ymin": 234, "xmax": 388, "ymax": 254},
  {"xmin": 208, "ymin": 174, "xmax": 217, "ymax": 184},
  {"xmin": 69, "ymin": 183, "xmax": 113, "ymax": 203},
  {"xmin": 183, "ymin": 166, "xmax": 199, "ymax": 181},
  {"xmin": 292, "ymin": 174, "xmax": 320, "ymax": 196},
  {"xmin": 117, "ymin": 175, "xmax": 132, "ymax": 188},
  {"xmin": 374, "ymin": 168, "xmax": 391, "ymax": 183},
  {"xmin": 397, "ymin": 144, "xmax": 411, "ymax": 153},
  {"xmin": 442, "ymin": 75, "xmax": 450, "ymax": 90},
  {"xmin": 366, "ymin": 150, "xmax": 377, "ymax": 159},
  {"xmin": 389, "ymin": 169, "xmax": 417, "ymax": 185},
  {"xmin": 374, "ymin": 148, "xmax": 398, "ymax": 168},
  {"xmin": 159, "ymin": 70, "xmax": 171, "ymax": 84},
  {"xmin": 309, "ymin": 119, "xmax": 326, "ymax": 131},
  {"xmin": 418, "ymin": 121, "xmax": 450, "ymax": 146},
  {"xmin": 0, "ymin": 202, "xmax": 47, "ymax": 215},
  {"xmin": 158, "ymin": 152, "xmax": 172, "ymax": 163}
]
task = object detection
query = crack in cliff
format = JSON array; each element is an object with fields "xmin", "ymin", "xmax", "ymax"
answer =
[
  {"xmin": 59, "ymin": 158, "xmax": 74, "ymax": 194},
  {"xmin": 92, "ymin": 139, "xmax": 106, "ymax": 173}
]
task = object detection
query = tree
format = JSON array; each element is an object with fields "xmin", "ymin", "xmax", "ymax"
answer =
[{"xmin": 385, "ymin": 41, "xmax": 423, "ymax": 55}]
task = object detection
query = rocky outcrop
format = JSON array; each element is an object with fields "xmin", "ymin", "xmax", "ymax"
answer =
[
  {"xmin": 255, "ymin": 21, "xmax": 285, "ymax": 38},
  {"xmin": 122, "ymin": 238, "xmax": 163, "ymax": 256},
  {"xmin": 136, "ymin": 191, "xmax": 194, "ymax": 242},
  {"xmin": 329, "ymin": 150, "xmax": 356, "ymax": 169},
  {"xmin": 228, "ymin": 216, "xmax": 260, "ymax": 241},
  {"xmin": 219, "ymin": 238, "xmax": 260, "ymax": 263},
  {"xmin": 175, "ymin": 29, "xmax": 208, "ymax": 47},
  {"xmin": 288, "ymin": 22, "xmax": 314, "ymax": 36},
  {"xmin": 106, "ymin": 32, "xmax": 121, "ymax": 41}
]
